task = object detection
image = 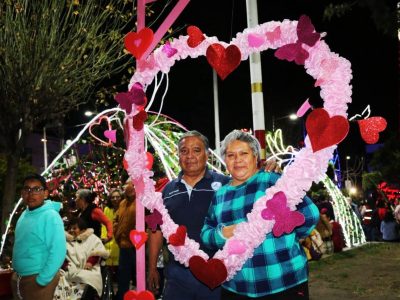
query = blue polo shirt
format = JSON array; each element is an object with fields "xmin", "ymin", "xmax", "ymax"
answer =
[{"xmin": 162, "ymin": 169, "xmax": 230, "ymax": 256}]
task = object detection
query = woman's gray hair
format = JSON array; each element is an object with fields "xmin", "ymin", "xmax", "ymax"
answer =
[
  {"xmin": 178, "ymin": 130, "xmax": 210, "ymax": 151},
  {"xmin": 76, "ymin": 189, "xmax": 96, "ymax": 203},
  {"xmin": 220, "ymin": 130, "xmax": 261, "ymax": 162}
]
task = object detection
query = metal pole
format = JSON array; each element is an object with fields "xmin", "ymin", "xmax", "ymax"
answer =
[
  {"xmin": 213, "ymin": 70, "xmax": 221, "ymax": 156},
  {"xmin": 246, "ymin": 0, "xmax": 266, "ymax": 160},
  {"xmin": 43, "ymin": 127, "xmax": 48, "ymax": 170}
]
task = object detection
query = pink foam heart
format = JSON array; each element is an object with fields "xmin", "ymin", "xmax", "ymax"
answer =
[
  {"xmin": 248, "ymin": 33, "xmax": 265, "ymax": 48},
  {"xmin": 162, "ymin": 41, "xmax": 178, "ymax": 58},
  {"xmin": 227, "ymin": 239, "xmax": 246, "ymax": 255},
  {"xmin": 104, "ymin": 130, "xmax": 117, "ymax": 143}
]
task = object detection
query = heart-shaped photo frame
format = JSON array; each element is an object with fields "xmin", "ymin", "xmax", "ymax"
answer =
[{"xmin": 123, "ymin": 15, "xmax": 352, "ymax": 285}]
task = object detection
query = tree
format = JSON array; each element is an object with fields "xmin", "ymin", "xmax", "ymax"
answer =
[
  {"xmin": 323, "ymin": 0, "xmax": 396, "ymax": 37},
  {"xmin": 368, "ymin": 132, "xmax": 400, "ymax": 184},
  {"xmin": 0, "ymin": 0, "xmax": 137, "ymax": 233}
]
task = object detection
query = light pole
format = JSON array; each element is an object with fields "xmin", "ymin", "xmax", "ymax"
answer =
[
  {"xmin": 345, "ymin": 156, "xmax": 351, "ymax": 191},
  {"xmin": 42, "ymin": 127, "xmax": 48, "ymax": 169},
  {"xmin": 272, "ymin": 113, "xmax": 298, "ymax": 132}
]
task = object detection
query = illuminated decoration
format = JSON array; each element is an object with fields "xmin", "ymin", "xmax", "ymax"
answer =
[
  {"xmin": 377, "ymin": 182, "xmax": 400, "ymax": 202},
  {"xmin": 266, "ymin": 129, "xmax": 297, "ymax": 166},
  {"xmin": 323, "ymin": 176, "xmax": 366, "ymax": 246}
]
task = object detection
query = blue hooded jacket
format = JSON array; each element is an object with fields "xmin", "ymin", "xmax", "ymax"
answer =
[{"xmin": 13, "ymin": 200, "xmax": 66, "ymax": 286}]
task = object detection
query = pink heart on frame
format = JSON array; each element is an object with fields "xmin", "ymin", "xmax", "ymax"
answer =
[
  {"xmin": 104, "ymin": 130, "xmax": 117, "ymax": 143},
  {"xmin": 248, "ymin": 33, "xmax": 265, "ymax": 48},
  {"xmin": 227, "ymin": 239, "xmax": 246, "ymax": 255},
  {"xmin": 162, "ymin": 41, "xmax": 178, "ymax": 58}
]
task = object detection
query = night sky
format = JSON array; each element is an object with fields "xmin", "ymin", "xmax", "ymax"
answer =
[{"xmin": 145, "ymin": 0, "xmax": 398, "ymax": 160}]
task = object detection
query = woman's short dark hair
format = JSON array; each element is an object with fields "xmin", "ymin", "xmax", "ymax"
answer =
[
  {"xmin": 68, "ymin": 217, "xmax": 88, "ymax": 230},
  {"xmin": 106, "ymin": 189, "xmax": 123, "ymax": 208},
  {"xmin": 22, "ymin": 173, "xmax": 47, "ymax": 190}
]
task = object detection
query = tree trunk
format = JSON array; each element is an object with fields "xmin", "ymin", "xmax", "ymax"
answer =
[{"xmin": 0, "ymin": 148, "xmax": 21, "ymax": 236}]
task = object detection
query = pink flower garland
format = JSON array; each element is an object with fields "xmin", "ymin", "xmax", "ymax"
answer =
[{"xmin": 124, "ymin": 18, "xmax": 352, "ymax": 281}]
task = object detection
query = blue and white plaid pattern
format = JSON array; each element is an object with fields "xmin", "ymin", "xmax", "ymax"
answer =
[{"xmin": 201, "ymin": 170, "xmax": 320, "ymax": 297}]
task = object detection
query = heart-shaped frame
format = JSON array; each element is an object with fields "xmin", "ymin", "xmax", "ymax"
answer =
[{"xmin": 123, "ymin": 16, "xmax": 352, "ymax": 283}]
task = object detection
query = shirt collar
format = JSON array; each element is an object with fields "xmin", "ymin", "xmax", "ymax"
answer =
[{"xmin": 177, "ymin": 167, "xmax": 212, "ymax": 182}]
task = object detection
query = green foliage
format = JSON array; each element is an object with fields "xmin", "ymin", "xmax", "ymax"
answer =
[
  {"xmin": 0, "ymin": 154, "xmax": 36, "ymax": 203},
  {"xmin": 323, "ymin": 0, "xmax": 396, "ymax": 36},
  {"xmin": 369, "ymin": 133, "xmax": 400, "ymax": 184},
  {"xmin": 0, "ymin": 0, "xmax": 136, "ymax": 151},
  {"xmin": 362, "ymin": 171, "xmax": 383, "ymax": 190}
]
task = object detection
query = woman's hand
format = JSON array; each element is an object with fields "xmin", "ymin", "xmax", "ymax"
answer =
[
  {"xmin": 263, "ymin": 158, "xmax": 282, "ymax": 173},
  {"xmin": 222, "ymin": 224, "xmax": 237, "ymax": 238}
]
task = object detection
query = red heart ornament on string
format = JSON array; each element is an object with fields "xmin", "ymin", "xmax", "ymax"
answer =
[
  {"xmin": 357, "ymin": 117, "xmax": 387, "ymax": 144},
  {"xmin": 189, "ymin": 256, "xmax": 227, "ymax": 289},
  {"xmin": 206, "ymin": 44, "xmax": 241, "ymax": 80},
  {"xmin": 168, "ymin": 225, "xmax": 187, "ymax": 246},
  {"xmin": 187, "ymin": 25, "xmax": 205, "ymax": 48},
  {"xmin": 132, "ymin": 110, "xmax": 148, "ymax": 131},
  {"xmin": 124, "ymin": 28, "xmax": 154, "ymax": 60},
  {"xmin": 306, "ymin": 108, "xmax": 349, "ymax": 152},
  {"xmin": 88, "ymin": 116, "xmax": 113, "ymax": 146},
  {"xmin": 129, "ymin": 230, "xmax": 148, "ymax": 250},
  {"xmin": 124, "ymin": 290, "xmax": 155, "ymax": 300}
]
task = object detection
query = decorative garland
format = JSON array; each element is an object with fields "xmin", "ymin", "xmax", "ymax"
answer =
[{"xmin": 122, "ymin": 16, "xmax": 353, "ymax": 285}]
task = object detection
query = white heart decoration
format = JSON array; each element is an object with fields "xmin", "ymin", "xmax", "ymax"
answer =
[{"xmin": 123, "ymin": 17, "xmax": 352, "ymax": 282}]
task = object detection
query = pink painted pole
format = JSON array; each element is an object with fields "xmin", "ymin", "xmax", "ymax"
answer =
[{"xmin": 141, "ymin": 0, "xmax": 190, "ymax": 60}]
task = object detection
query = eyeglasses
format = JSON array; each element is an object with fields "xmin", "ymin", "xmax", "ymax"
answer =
[
  {"xmin": 111, "ymin": 196, "xmax": 121, "ymax": 199},
  {"xmin": 22, "ymin": 186, "xmax": 44, "ymax": 194}
]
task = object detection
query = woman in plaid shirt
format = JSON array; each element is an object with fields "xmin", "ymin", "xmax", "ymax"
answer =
[{"xmin": 201, "ymin": 130, "xmax": 319, "ymax": 299}]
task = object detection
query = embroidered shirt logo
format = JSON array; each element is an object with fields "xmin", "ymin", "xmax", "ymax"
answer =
[{"xmin": 211, "ymin": 182, "xmax": 222, "ymax": 191}]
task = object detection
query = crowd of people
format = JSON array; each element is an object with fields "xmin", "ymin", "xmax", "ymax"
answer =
[{"xmin": 8, "ymin": 130, "xmax": 400, "ymax": 300}]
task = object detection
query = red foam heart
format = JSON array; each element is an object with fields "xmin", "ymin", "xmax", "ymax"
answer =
[
  {"xmin": 188, "ymin": 256, "xmax": 227, "ymax": 289},
  {"xmin": 187, "ymin": 25, "xmax": 205, "ymax": 48},
  {"xmin": 129, "ymin": 230, "xmax": 148, "ymax": 250},
  {"xmin": 357, "ymin": 117, "xmax": 387, "ymax": 144},
  {"xmin": 132, "ymin": 110, "xmax": 148, "ymax": 131},
  {"xmin": 124, "ymin": 28, "xmax": 154, "ymax": 60},
  {"xmin": 306, "ymin": 108, "xmax": 349, "ymax": 152},
  {"xmin": 168, "ymin": 225, "xmax": 186, "ymax": 246},
  {"xmin": 145, "ymin": 152, "xmax": 154, "ymax": 170},
  {"xmin": 123, "ymin": 158, "xmax": 129, "ymax": 171},
  {"xmin": 206, "ymin": 44, "xmax": 241, "ymax": 80},
  {"xmin": 124, "ymin": 290, "xmax": 155, "ymax": 300}
]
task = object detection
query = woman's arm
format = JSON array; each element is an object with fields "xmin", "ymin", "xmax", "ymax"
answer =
[
  {"xmin": 295, "ymin": 196, "xmax": 320, "ymax": 239},
  {"xmin": 91, "ymin": 208, "xmax": 113, "ymax": 239},
  {"xmin": 200, "ymin": 196, "xmax": 228, "ymax": 250}
]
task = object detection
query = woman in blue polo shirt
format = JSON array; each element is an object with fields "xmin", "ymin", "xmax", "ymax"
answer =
[{"xmin": 201, "ymin": 130, "xmax": 319, "ymax": 299}]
